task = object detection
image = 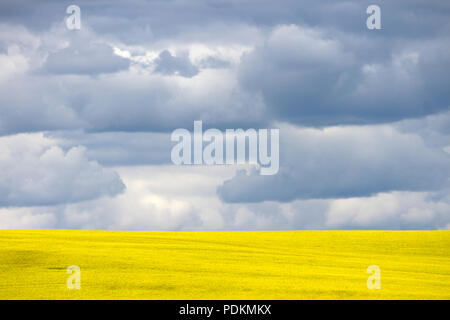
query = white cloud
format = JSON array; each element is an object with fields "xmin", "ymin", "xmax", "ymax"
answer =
[
  {"xmin": 0, "ymin": 47, "xmax": 29, "ymax": 83},
  {"xmin": 326, "ymin": 192, "xmax": 450, "ymax": 229}
]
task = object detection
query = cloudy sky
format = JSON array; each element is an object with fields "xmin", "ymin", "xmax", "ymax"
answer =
[{"xmin": 0, "ymin": 0, "xmax": 449, "ymax": 230}]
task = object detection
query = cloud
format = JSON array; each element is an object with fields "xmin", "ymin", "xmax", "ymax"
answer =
[
  {"xmin": 3, "ymin": 1, "xmax": 449, "ymax": 43},
  {"xmin": 0, "ymin": 23, "xmax": 266, "ymax": 135},
  {"xmin": 325, "ymin": 191, "xmax": 450, "ymax": 229},
  {"xmin": 56, "ymin": 165, "xmax": 234, "ymax": 231},
  {"xmin": 395, "ymin": 110, "xmax": 450, "ymax": 150},
  {"xmin": 153, "ymin": 50, "xmax": 199, "ymax": 78},
  {"xmin": 198, "ymin": 56, "xmax": 231, "ymax": 69},
  {"xmin": 1, "ymin": 165, "xmax": 448, "ymax": 230},
  {"xmin": 0, "ymin": 133, "xmax": 125, "ymax": 207},
  {"xmin": 0, "ymin": 165, "xmax": 334, "ymax": 231},
  {"xmin": 47, "ymin": 130, "xmax": 173, "ymax": 166},
  {"xmin": 0, "ymin": 47, "xmax": 29, "ymax": 83},
  {"xmin": 217, "ymin": 124, "xmax": 450, "ymax": 202},
  {"xmin": 1, "ymin": 18, "xmax": 449, "ymax": 136},
  {"xmin": 0, "ymin": 66, "xmax": 266, "ymax": 135},
  {"xmin": 0, "ymin": 207, "xmax": 56, "ymax": 229},
  {"xmin": 42, "ymin": 41, "xmax": 130, "ymax": 75},
  {"xmin": 0, "ymin": 75, "xmax": 86, "ymax": 135},
  {"xmin": 0, "ymin": 0, "xmax": 449, "ymax": 231},
  {"xmin": 239, "ymin": 25, "xmax": 450, "ymax": 126}
]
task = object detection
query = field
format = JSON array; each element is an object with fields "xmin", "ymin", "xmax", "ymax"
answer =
[{"xmin": 0, "ymin": 230, "xmax": 449, "ymax": 299}]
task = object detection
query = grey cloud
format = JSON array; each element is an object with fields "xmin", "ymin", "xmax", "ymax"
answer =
[
  {"xmin": 47, "ymin": 130, "xmax": 173, "ymax": 166},
  {"xmin": 0, "ymin": 23, "xmax": 265, "ymax": 135},
  {"xmin": 3, "ymin": 178, "xmax": 448, "ymax": 231},
  {"xmin": 0, "ymin": 133, "xmax": 125, "ymax": 207},
  {"xmin": 198, "ymin": 56, "xmax": 231, "ymax": 69},
  {"xmin": 1, "ymin": 4, "xmax": 450, "ymax": 136},
  {"xmin": 395, "ymin": 110, "xmax": 450, "ymax": 150},
  {"xmin": 220, "ymin": 191, "xmax": 450, "ymax": 230},
  {"xmin": 43, "ymin": 42, "xmax": 129, "ymax": 75},
  {"xmin": 3, "ymin": 1, "xmax": 449, "ymax": 42},
  {"xmin": 0, "ymin": 76, "xmax": 86, "ymax": 135},
  {"xmin": 217, "ymin": 125, "xmax": 450, "ymax": 202},
  {"xmin": 153, "ymin": 50, "xmax": 199, "ymax": 78},
  {"xmin": 1, "ymin": 0, "xmax": 450, "ymax": 231},
  {"xmin": 0, "ymin": 68, "xmax": 266, "ymax": 135},
  {"xmin": 218, "ymin": 200, "xmax": 330, "ymax": 231}
]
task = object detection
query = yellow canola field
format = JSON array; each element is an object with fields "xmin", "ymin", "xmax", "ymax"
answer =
[{"xmin": 0, "ymin": 230, "xmax": 449, "ymax": 299}]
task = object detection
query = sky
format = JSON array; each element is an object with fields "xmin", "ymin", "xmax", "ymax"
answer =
[{"xmin": 0, "ymin": 0, "xmax": 449, "ymax": 230}]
